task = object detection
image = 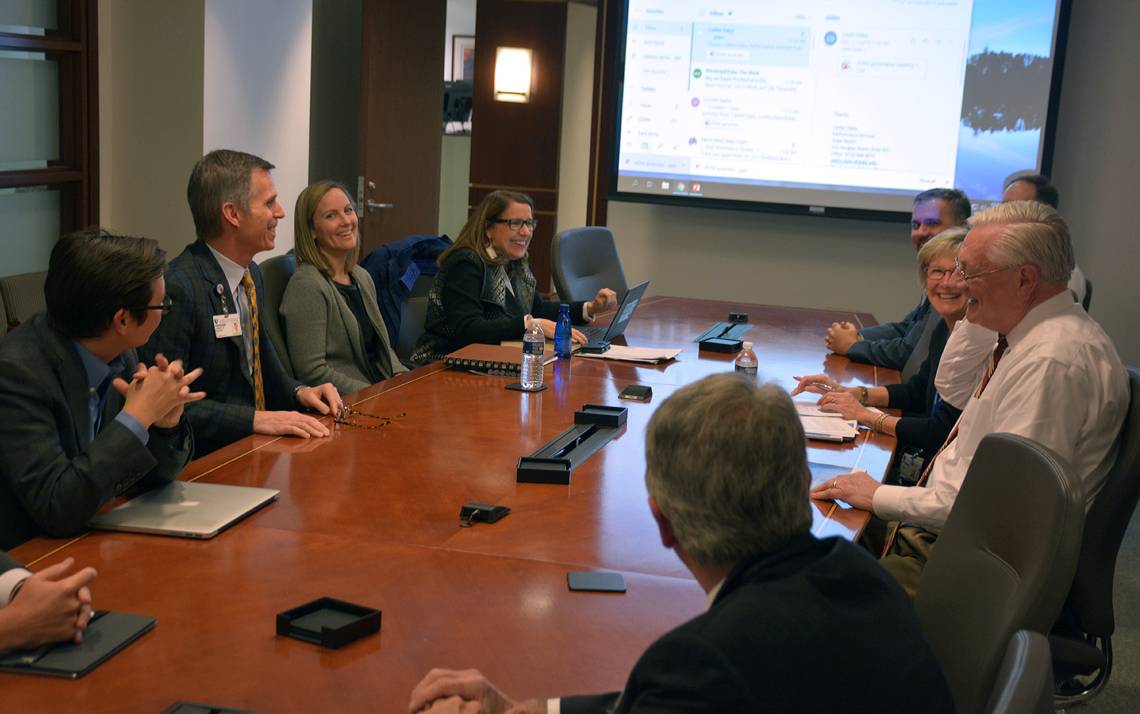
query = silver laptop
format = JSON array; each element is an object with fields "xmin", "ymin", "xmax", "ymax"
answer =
[{"xmin": 90, "ymin": 481, "xmax": 279, "ymax": 539}]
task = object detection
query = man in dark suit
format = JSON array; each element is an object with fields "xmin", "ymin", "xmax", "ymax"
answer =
[
  {"xmin": 140, "ymin": 149, "xmax": 342, "ymax": 457},
  {"xmin": 0, "ymin": 229, "xmax": 203, "ymax": 549},
  {"xmin": 408, "ymin": 374, "xmax": 953, "ymax": 714},
  {"xmin": 0, "ymin": 551, "xmax": 97, "ymax": 652}
]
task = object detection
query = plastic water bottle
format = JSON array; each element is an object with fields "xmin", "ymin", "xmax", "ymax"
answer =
[
  {"xmin": 554, "ymin": 303, "xmax": 573, "ymax": 359},
  {"xmin": 520, "ymin": 319, "xmax": 546, "ymax": 390},
  {"xmin": 735, "ymin": 341, "xmax": 758, "ymax": 377}
]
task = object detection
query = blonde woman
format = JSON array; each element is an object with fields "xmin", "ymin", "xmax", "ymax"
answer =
[{"xmin": 280, "ymin": 181, "xmax": 406, "ymax": 395}]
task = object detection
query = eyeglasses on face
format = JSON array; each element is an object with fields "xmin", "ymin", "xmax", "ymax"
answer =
[
  {"xmin": 925, "ymin": 266, "xmax": 956, "ymax": 282},
  {"xmin": 135, "ymin": 295, "xmax": 173, "ymax": 315},
  {"xmin": 489, "ymin": 218, "xmax": 537, "ymax": 232},
  {"xmin": 954, "ymin": 257, "xmax": 1018, "ymax": 282}
]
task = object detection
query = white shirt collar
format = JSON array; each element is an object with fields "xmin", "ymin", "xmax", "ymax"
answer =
[
  {"xmin": 206, "ymin": 242, "xmax": 249, "ymax": 298},
  {"xmin": 704, "ymin": 577, "xmax": 726, "ymax": 611},
  {"xmin": 1006, "ymin": 290, "xmax": 1080, "ymax": 349}
]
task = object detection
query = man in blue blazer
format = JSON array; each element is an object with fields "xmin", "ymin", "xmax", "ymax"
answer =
[
  {"xmin": 408, "ymin": 374, "xmax": 953, "ymax": 714},
  {"xmin": 0, "ymin": 229, "xmax": 202, "ymax": 549},
  {"xmin": 140, "ymin": 150, "xmax": 342, "ymax": 457}
]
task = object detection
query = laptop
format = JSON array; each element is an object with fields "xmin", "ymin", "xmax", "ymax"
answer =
[
  {"xmin": 90, "ymin": 481, "xmax": 279, "ymax": 539},
  {"xmin": 579, "ymin": 280, "xmax": 650, "ymax": 353}
]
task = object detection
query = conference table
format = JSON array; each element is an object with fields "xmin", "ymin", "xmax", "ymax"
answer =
[{"xmin": 5, "ymin": 296, "xmax": 897, "ymax": 712}]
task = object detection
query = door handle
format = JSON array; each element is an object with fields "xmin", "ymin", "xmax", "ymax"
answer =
[{"xmin": 366, "ymin": 200, "xmax": 394, "ymax": 212}]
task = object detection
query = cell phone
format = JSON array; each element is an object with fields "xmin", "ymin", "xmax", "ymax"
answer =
[
  {"xmin": 618, "ymin": 384, "xmax": 652, "ymax": 401},
  {"xmin": 567, "ymin": 571, "xmax": 627, "ymax": 593}
]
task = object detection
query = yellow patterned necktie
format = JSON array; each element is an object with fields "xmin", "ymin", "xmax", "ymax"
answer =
[{"xmin": 240, "ymin": 270, "xmax": 266, "ymax": 411}]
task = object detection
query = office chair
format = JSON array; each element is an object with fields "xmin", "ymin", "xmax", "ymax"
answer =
[
  {"xmin": 916, "ymin": 433, "xmax": 1085, "ymax": 714},
  {"xmin": 257, "ymin": 254, "xmax": 297, "ymax": 378},
  {"xmin": 986, "ymin": 630, "xmax": 1054, "ymax": 714},
  {"xmin": 395, "ymin": 274, "xmax": 433, "ymax": 365},
  {"xmin": 0, "ymin": 271, "xmax": 47, "ymax": 333},
  {"xmin": 551, "ymin": 227, "xmax": 629, "ymax": 303},
  {"xmin": 1051, "ymin": 366, "xmax": 1140, "ymax": 706}
]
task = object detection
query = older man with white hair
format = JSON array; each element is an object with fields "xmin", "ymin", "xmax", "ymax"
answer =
[{"xmin": 812, "ymin": 201, "xmax": 1128, "ymax": 596}]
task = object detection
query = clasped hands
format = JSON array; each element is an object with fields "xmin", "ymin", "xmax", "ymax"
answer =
[
  {"xmin": 791, "ymin": 374, "xmax": 880, "ymax": 511},
  {"xmin": 2, "ymin": 557, "xmax": 97, "ymax": 651},
  {"xmin": 114, "ymin": 353, "xmax": 205, "ymax": 429},
  {"xmin": 408, "ymin": 669, "xmax": 545, "ymax": 714},
  {"xmin": 824, "ymin": 321, "xmax": 860, "ymax": 355}
]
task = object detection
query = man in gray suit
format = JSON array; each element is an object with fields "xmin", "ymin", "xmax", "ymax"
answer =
[
  {"xmin": 0, "ymin": 229, "xmax": 204, "ymax": 549},
  {"xmin": 140, "ymin": 149, "xmax": 342, "ymax": 457},
  {"xmin": 0, "ymin": 551, "xmax": 97, "ymax": 652}
]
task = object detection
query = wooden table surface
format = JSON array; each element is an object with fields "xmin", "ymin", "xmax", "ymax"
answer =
[{"xmin": 5, "ymin": 296, "xmax": 896, "ymax": 713}]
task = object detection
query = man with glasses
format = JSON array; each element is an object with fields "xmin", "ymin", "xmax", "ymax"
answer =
[
  {"xmin": 0, "ymin": 229, "xmax": 203, "ymax": 548},
  {"xmin": 811, "ymin": 202, "xmax": 1128, "ymax": 595},
  {"xmin": 826, "ymin": 188, "xmax": 971, "ymax": 373}
]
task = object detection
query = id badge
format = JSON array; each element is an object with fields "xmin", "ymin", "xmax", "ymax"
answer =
[{"xmin": 213, "ymin": 313, "xmax": 242, "ymax": 338}]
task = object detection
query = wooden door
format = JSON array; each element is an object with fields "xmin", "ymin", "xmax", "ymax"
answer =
[{"xmin": 358, "ymin": 0, "xmax": 446, "ymax": 253}]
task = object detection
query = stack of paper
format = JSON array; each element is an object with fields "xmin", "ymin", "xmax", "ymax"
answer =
[
  {"xmin": 794, "ymin": 401, "xmax": 858, "ymax": 441},
  {"xmin": 575, "ymin": 346, "xmax": 682, "ymax": 364}
]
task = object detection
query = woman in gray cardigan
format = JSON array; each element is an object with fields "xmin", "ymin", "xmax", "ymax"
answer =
[{"xmin": 280, "ymin": 181, "xmax": 406, "ymax": 395}]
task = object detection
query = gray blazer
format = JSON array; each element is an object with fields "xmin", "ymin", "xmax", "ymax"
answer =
[{"xmin": 280, "ymin": 263, "xmax": 406, "ymax": 395}]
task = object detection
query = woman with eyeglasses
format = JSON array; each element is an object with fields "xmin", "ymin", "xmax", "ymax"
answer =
[
  {"xmin": 792, "ymin": 228, "xmax": 969, "ymax": 481},
  {"xmin": 410, "ymin": 190, "xmax": 616, "ymax": 364},
  {"xmin": 279, "ymin": 181, "xmax": 406, "ymax": 395}
]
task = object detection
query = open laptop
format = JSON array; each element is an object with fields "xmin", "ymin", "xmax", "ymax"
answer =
[
  {"xmin": 90, "ymin": 481, "xmax": 279, "ymax": 539},
  {"xmin": 579, "ymin": 280, "xmax": 650, "ymax": 354}
]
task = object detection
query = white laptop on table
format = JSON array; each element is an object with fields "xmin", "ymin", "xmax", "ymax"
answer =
[{"xmin": 90, "ymin": 481, "xmax": 279, "ymax": 539}]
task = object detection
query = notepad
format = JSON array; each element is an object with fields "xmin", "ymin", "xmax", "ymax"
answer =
[
  {"xmin": 799, "ymin": 415, "xmax": 858, "ymax": 441},
  {"xmin": 575, "ymin": 345, "xmax": 681, "ymax": 364}
]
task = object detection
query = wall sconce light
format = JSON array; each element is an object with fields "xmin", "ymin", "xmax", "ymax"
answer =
[{"xmin": 494, "ymin": 46, "xmax": 532, "ymax": 103}]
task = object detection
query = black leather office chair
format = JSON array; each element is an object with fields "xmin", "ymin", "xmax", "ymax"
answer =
[
  {"xmin": 1051, "ymin": 366, "xmax": 1140, "ymax": 706},
  {"xmin": 916, "ymin": 433, "xmax": 1085, "ymax": 714},
  {"xmin": 986, "ymin": 630, "xmax": 1054, "ymax": 714},
  {"xmin": 395, "ymin": 274, "xmax": 433, "ymax": 365},
  {"xmin": 257, "ymin": 254, "xmax": 297, "ymax": 378},
  {"xmin": 0, "ymin": 271, "xmax": 47, "ymax": 334},
  {"xmin": 551, "ymin": 227, "xmax": 629, "ymax": 303}
]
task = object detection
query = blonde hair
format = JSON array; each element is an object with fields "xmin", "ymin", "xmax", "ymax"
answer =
[
  {"xmin": 916, "ymin": 227, "xmax": 967, "ymax": 286},
  {"xmin": 293, "ymin": 181, "xmax": 360, "ymax": 277}
]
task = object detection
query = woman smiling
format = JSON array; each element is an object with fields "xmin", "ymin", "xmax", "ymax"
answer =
[{"xmin": 279, "ymin": 181, "xmax": 406, "ymax": 395}]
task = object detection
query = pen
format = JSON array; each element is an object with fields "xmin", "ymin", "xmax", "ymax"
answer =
[{"xmin": 809, "ymin": 382, "xmax": 837, "ymax": 392}]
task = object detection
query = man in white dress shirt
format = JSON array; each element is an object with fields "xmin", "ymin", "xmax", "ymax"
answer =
[{"xmin": 811, "ymin": 201, "xmax": 1128, "ymax": 595}]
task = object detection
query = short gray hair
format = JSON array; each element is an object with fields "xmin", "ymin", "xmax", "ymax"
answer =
[
  {"xmin": 187, "ymin": 149, "xmax": 275, "ymax": 241},
  {"xmin": 645, "ymin": 374, "xmax": 810, "ymax": 568},
  {"xmin": 969, "ymin": 201, "xmax": 1073, "ymax": 284},
  {"xmin": 916, "ymin": 227, "xmax": 967, "ymax": 286}
]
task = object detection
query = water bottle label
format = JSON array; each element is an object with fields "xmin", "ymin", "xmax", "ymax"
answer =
[{"xmin": 524, "ymin": 341, "xmax": 545, "ymax": 356}]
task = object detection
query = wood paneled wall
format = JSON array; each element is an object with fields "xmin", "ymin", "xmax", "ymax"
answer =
[{"xmin": 470, "ymin": 0, "xmax": 569, "ymax": 291}]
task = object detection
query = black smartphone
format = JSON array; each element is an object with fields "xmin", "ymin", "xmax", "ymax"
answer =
[
  {"xmin": 567, "ymin": 571, "xmax": 627, "ymax": 593},
  {"xmin": 618, "ymin": 384, "xmax": 652, "ymax": 401}
]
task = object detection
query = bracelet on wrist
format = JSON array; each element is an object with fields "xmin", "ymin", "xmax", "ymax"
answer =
[{"xmin": 858, "ymin": 386, "xmax": 869, "ymax": 406}]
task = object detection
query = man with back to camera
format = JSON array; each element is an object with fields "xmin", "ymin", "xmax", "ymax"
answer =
[
  {"xmin": 811, "ymin": 202, "xmax": 1128, "ymax": 596},
  {"xmin": 0, "ymin": 551, "xmax": 97, "ymax": 652},
  {"xmin": 407, "ymin": 374, "xmax": 953, "ymax": 713},
  {"xmin": 140, "ymin": 149, "xmax": 343, "ymax": 457},
  {"xmin": 1002, "ymin": 172, "xmax": 1087, "ymax": 307},
  {"xmin": 0, "ymin": 228, "xmax": 204, "ymax": 549},
  {"xmin": 826, "ymin": 188, "xmax": 971, "ymax": 373}
]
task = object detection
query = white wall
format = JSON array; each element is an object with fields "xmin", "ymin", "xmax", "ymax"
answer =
[
  {"xmin": 203, "ymin": 0, "xmax": 312, "ymax": 258},
  {"xmin": 605, "ymin": 4, "xmax": 1140, "ymax": 366},
  {"xmin": 444, "ymin": 0, "xmax": 476, "ymax": 81},
  {"xmin": 99, "ymin": 0, "xmax": 203, "ymax": 258},
  {"xmin": 556, "ymin": 2, "xmax": 597, "ymax": 233}
]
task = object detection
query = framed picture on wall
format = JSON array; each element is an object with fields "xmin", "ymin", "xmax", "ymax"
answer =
[{"xmin": 452, "ymin": 35, "xmax": 475, "ymax": 82}]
